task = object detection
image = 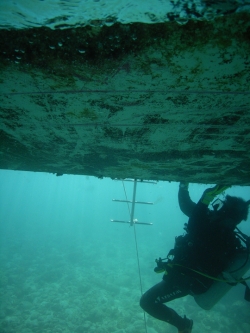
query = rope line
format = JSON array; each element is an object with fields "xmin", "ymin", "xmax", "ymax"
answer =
[
  {"xmin": 122, "ymin": 180, "xmax": 148, "ymax": 333},
  {"xmin": 133, "ymin": 223, "xmax": 148, "ymax": 333}
]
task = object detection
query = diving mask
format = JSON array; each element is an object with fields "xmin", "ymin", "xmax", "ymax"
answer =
[{"xmin": 212, "ymin": 198, "xmax": 224, "ymax": 212}]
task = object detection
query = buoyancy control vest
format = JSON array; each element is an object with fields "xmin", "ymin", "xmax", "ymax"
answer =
[{"xmin": 164, "ymin": 226, "xmax": 250, "ymax": 307}]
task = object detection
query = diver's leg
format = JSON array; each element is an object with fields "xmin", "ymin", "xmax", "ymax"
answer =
[{"xmin": 140, "ymin": 279, "xmax": 191, "ymax": 331}]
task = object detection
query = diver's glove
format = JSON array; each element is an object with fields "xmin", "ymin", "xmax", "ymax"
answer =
[
  {"xmin": 201, "ymin": 185, "xmax": 230, "ymax": 205},
  {"xmin": 179, "ymin": 182, "xmax": 189, "ymax": 190}
]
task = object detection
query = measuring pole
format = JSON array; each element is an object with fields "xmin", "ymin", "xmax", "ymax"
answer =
[{"xmin": 130, "ymin": 179, "xmax": 138, "ymax": 226}]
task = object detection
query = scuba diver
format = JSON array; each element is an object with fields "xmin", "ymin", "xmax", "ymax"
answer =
[{"xmin": 140, "ymin": 183, "xmax": 250, "ymax": 333}]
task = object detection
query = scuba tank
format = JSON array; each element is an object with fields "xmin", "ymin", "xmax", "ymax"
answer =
[
  {"xmin": 155, "ymin": 227, "xmax": 250, "ymax": 310},
  {"xmin": 194, "ymin": 228, "xmax": 250, "ymax": 310}
]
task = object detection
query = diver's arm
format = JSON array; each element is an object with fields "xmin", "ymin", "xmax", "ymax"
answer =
[{"xmin": 178, "ymin": 182, "xmax": 196, "ymax": 217}]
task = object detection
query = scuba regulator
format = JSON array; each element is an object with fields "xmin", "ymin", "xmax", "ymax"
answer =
[{"xmin": 154, "ymin": 257, "xmax": 172, "ymax": 274}]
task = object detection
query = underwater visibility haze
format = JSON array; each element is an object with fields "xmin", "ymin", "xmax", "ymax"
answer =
[
  {"xmin": 1, "ymin": 1, "xmax": 250, "ymax": 333},
  {"xmin": 0, "ymin": 170, "xmax": 250, "ymax": 333}
]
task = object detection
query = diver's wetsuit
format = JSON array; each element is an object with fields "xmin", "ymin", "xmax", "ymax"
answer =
[
  {"xmin": 140, "ymin": 273, "xmax": 192, "ymax": 331},
  {"xmin": 140, "ymin": 185, "xmax": 197, "ymax": 330},
  {"xmin": 140, "ymin": 185, "xmax": 240, "ymax": 331}
]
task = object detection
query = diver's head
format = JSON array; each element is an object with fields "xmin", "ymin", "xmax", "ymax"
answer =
[{"xmin": 212, "ymin": 195, "xmax": 250, "ymax": 228}]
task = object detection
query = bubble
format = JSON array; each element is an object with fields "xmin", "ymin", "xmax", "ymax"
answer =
[
  {"xmin": 203, "ymin": 9, "xmax": 216, "ymax": 21},
  {"xmin": 147, "ymin": 13, "xmax": 158, "ymax": 23},
  {"xmin": 175, "ymin": 17, "xmax": 189, "ymax": 25},
  {"xmin": 104, "ymin": 16, "xmax": 116, "ymax": 27}
]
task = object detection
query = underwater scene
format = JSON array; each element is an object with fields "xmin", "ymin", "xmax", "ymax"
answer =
[
  {"xmin": 0, "ymin": 170, "xmax": 250, "ymax": 333},
  {"xmin": 1, "ymin": 1, "xmax": 250, "ymax": 332}
]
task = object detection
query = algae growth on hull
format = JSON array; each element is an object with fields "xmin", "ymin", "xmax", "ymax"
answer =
[{"xmin": 0, "ymin": 8, "xmax": 250, "ymax": 184}]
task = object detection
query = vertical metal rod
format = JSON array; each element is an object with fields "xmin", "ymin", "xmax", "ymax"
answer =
[{"xmin": 130, "ymin": 179, "xmax": 137, "ymax": 226}]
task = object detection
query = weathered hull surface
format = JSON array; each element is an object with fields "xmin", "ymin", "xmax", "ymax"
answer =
[{"xmin": 0, "ymin": 14, "xmax": 250, "ymax": 184}]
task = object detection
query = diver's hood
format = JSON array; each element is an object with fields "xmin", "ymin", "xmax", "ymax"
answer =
[{"xmin": 212, "ymin": 196, "xmax": 250, "ymax": 224}]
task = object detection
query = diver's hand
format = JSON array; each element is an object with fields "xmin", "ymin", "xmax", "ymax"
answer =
[
  {"xmin": 179, "ymin": 182, "xmax": 189, "ymax": 190},
  {"xmin": 201, "ymin": 185, "xmax": 230, "ymax": 205}
]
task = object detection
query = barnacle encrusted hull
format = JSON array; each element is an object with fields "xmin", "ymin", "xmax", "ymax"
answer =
[{"xmin": 0, "ymin": 13, "xmax": 250, "ymax": 184}]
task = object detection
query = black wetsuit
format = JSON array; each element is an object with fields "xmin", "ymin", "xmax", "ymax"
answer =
[{"xmin": 140, "ymin": 185, "xmax": 240, "ymax": 331}]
